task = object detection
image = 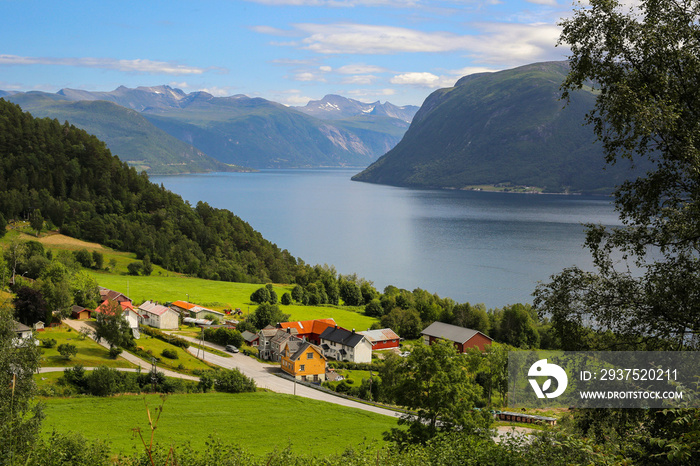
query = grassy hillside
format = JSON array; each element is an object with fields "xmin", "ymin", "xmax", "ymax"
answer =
[
  {"xmin": 16, "ymin": 231, "xmax": 378, "ymax": 331},
  {"xmin": 41, "ymin": 392, "xmax": 397, "ymax": 457}
]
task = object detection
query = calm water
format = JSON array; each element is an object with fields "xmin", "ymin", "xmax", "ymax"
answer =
[{"xmin": 151, "ymin": 169, "xmax": 620, "ymax": 308}]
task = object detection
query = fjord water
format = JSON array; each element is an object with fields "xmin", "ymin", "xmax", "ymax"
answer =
[{"xmin": 151, "ymin": 169, "xmax": 620, "ymax": 309}]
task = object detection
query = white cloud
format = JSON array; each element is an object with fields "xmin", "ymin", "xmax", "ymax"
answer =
[
  {"xmin": 341, "ymin": 74, "xmax": 378, "ymax": 84},
  {"xmin": 0, "ymin": 54, "xmax": 207, "ymax": 75},
  {"xmin": 293, "ymin": 71, "xmax": 327, "ymax": 82},
  {"xmin": 296, "ymin": 23, "xmax": 474, "ymax": 54},
  {"xmin": 390, "ymin": 71, "xmax": 455, "ymax": 88},
  {"xmin": 259, "ymin": 21, "xmax": 565, "ymax": 65},
  {"xmin": 319, "ymin": 65, "xmax": 333, "ymax": 72},
  {"xmin": 335, "ymin": 63, "xmax": 388, "ymax": 74}
]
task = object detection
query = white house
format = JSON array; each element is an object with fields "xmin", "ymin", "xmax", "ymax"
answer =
[
  {"xmin": 319, "ymin": 326, "xmax": 373, "ymax": 363},
  {"xmin": 138, "ymin": 300, "xmax": 179, "ymax": 330}
]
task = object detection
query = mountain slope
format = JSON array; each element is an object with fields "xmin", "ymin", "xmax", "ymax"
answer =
[
  {"xmin": 0, "ymin": 99, "xmax": 297, "ymax": 283},
  {"xmin": 27, "ymin": 86, "xmax": 416, "ymax": 169},
  {"xmin": 352, "ymin": 61, "xmax": 640, "ymax": 193},
  {"xmin": 5, "ymin": 93, "xmax": 240, "ymax": 174}
]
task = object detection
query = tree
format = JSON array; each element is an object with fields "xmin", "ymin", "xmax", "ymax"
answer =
[
  {"xmin": 12, "ymin": 286, "xmax": 48, "ymax": 326},
  {"xmin": 92, "ymin": 250, "xmax": 104, "ymax": 270},
  {"xmin": 280, "ymin": 292, "xmax": 292, "ymax": 305},
  {"xmin": 536, "ymin": 0, "xmax": 700, "ymax": 350},
  {"xmin": 383, "ymin": 340, "xmax": 489, "ymax": 444},
  {"xmin": 249, "ymin": 303, "xmax": 290, "ymax": 329},
  {"xmin": 29, "ymin": 209, "xmax": 43, "ymax": 236},
  {"xmin": 57, "ymin": 343, "xmax": 77, "ymax": 360},
  {"xmin": 0, "ymin": 212, "xmax": 7, "ymax": 238},
  {"xmin": 73, "ymin": 249, "xmax": 93, "ymax": 268},
  {"xmin": 250, "ymin": 286, "xmax": 271, "ymax": 304},
  {"xmin": 94, "ymin": 301, "xmax": 134, "ymax": 350},
  {"xmin": 0, "ymin": 303, "xmax": 43, "ymax": 463},
  {"xmin": 127, "ymin": 261, "xmax": 143, "ymax": 276}
]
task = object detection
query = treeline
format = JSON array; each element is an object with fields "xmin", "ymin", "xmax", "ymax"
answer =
[{"xmin": 0, "ymin": 99, "xmax": 298, "ymax": 284}]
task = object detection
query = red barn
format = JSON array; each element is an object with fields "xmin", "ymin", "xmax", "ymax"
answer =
[
  {"xmin": 359, "ymin": 328, "xmax": 400, "ymax": 350},
  {"xmin": 421, "ymin": 321, "xmax": 492, "ymax": 352}
]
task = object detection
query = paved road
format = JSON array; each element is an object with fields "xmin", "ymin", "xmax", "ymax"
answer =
[{"xmin": 180, "ymin": 335, "xmax": 402, "ymax": 418}]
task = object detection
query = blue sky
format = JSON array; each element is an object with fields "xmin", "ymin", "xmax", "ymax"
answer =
[{"xmin": 1, "ymin": 0, "xmax": 575, "ymax": 107}]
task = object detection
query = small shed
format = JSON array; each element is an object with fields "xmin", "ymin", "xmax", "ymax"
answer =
[{"xmin": 71, "ymin": 305, "xmax": 92, "ymax": 320}]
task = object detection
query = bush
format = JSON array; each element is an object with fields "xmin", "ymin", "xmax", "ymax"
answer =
[
  {"xmin": 57, "ymin": 343, "xmax": 77, "ymax": 360},
  {"xmin": 140, "ymin": 326, "xmax": 190, "ymax": 348},
  {"xmin": 42, "ymin": 338, "xmax": 57, "ymax": 349},
  {"xmin": 161, "ymin": 348, "xmax": 178, "ymax": 360},
  {"xmin": 108, "ymin": 346, "xmax": 123, "ymax": 359},
  {"xmin": 214, "ymin": 369, "xmax": 256, "ymax": 393}
]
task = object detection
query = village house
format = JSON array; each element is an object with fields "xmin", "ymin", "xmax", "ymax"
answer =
[
  {"xmin": 98, "ymin": 287, "xmax": 131, "ymax": 304},
  {"xmin": 13, "ymin": 321, "xmax": 33, "ymax": 342},
  {"xmin": 241, "ymin": 330, "xmax": 259, "ymax": 347},
  {"xmin": 319, "ymin": 326, "xmax": 373, "ymax": 363},
  {"xmin": 257, "ymin": 325, "xmax": 279, "ymax": 360},
  {"xmin": 170, "ymin": 301, "xmax": 225, "ymax": 320},
  {"xmin": 270, "ymin": 328, "xmax": 303, "ymax": 362},
  {"xmin": 277, "ymin": 318, "xmax": 336, "ymax": 345},
  {"xmin": 359, "ymin": 328, "xmax": 400, "ymax": 351},
  {"xmin": 280, "ymin": 341, "xmax": 327, "ymax": 382},
  {"xmin": 421, "ymin": 321, "xmax": 493, "ymax": 352},
  {"xmin": 138, "ymin": 300, "xmax": 179, "ymax": 330}
]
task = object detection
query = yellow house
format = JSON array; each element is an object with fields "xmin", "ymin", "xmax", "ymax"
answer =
[{"xmin": 281, "ymin": 341, "xmax": 327, "ymax": 383}]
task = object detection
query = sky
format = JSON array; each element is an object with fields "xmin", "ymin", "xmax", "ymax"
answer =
[{"xmin": 0, "ymin": 0, "xmax": 577, "ymax": 107}]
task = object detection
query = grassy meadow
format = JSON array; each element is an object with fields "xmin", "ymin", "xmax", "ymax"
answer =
[
  {"xmin": 41, "ymin": 392, "xmax": 398, "ymax": 458},
  {"xmin": 11, "ymin": 230, "xmax": 378, "ymax": 331},
  {"xmin": 36, "ymin": 325, "xmax": 136, "ymax": 369}
]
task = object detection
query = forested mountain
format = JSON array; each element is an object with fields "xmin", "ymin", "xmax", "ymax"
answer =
[
  {"xmin": 5, "ymin": 93, "xmax": 239, "ymax": 174},
  {"xmin": 353, "ymin": 61, "xmax": 644, "ymax": 193},
  {"xmin": 0, "ymin": 99, "xmax": 298, "ymax": 283},
  {"xmin": 4, "ymin": 86, "xmax": 415, "ymax": 170}
]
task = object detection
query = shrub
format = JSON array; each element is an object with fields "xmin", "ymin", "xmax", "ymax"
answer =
[
  {"xmin": 214, "ymin": 369, "xmax": 256, "ymax": 393},
  {"xmin": 161, "ymin": 348, "xmax": 178, "ymax": 360},
  {"xmin": 108, "ymin": 346, "xmax": 123, "ymax": 359},
  {"xmin": 42, "ymin": 338, "xmax": 57, "ymax": 349},
  {"xmin": 57, "ymin": 343, "xmax": 77, "ymax": 360}
]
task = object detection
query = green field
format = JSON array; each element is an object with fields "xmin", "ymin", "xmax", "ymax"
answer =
[
  {"xmin": 89, "ymin": 272, "xmax": 379, "ymax": 331},
  {"xmin": 41, "ymin": 392, "xmax": 398, "ymax": 458},
  {"xmin": 37, "ymin": 326, "xmax": 136, "ymax": 369}
]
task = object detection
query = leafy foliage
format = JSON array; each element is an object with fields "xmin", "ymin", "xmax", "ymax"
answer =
[{"xmin": 0, "ymin": 99, "xmax": 299, "ymax": 285}]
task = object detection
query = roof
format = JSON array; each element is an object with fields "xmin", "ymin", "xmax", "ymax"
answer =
[
  {"xmin": 13, "ymin": 321, "xmax": 32, "ymax": 333},
  {"xmin": 98, "ymin": 287, "xmax": 131, "ymax": 303},
  {"xmin": 319, "ymin": 326, "xmax": 367, "ymax": 348},
  {"xmin": 241, "ymin": 330, "xmax": 259, "ymax": 342},
  {"xmin": 95, "ymin": 299, "xmax": 135, "ymax": 315},
  {"xmin": 421, "ymin": 321, "xmax": 492, "ymax": 344},
  {"xmin": 259, "ymin": 325, "xmax": 279, "ymax": 339},
  {"xmin": 287, "ymin": 341, "xmax": 325, "ymax": 361},
  {"xmin": 191, "ymin": 306, "xmax": 224, "ymax": 317},
  {"xmin": 271, "ymin": 329, "xmax": 300, "ymax": 345},
  {"xmin": 359, "ymin": 328, "xmax": 400, "ymax": 343},
  {"xmin": 171, "ymin": 300, "xmax": 196, "ymax": 310},
  {"xmin": 138, "ymin": 300, "xmax": 174, "ymax": 316},
  {"xmin": 279, "ymin": 318, "xmax": 336, "ymax": 336}
]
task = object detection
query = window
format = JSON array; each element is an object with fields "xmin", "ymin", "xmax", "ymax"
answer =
[
  {"xmin": 307, "ymin": 352, "xmax": 313, "ymax": 359},
  {"xmin": 300, "ymin": 364, "xmax": 305, "ymax": 372}
]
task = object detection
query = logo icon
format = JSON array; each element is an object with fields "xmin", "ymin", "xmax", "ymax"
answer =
[{"xmin": 528, "ymin": 359, "xmax": 568, "ymax": 399}]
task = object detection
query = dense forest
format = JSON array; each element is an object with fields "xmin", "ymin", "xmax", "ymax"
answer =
[{"xmin": 0, "ymin": 99, "xmax": 298, "ymax": 284}]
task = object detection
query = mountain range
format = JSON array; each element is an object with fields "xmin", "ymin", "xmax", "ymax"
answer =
[
  {"xmin": 2, "ymin": 87, "xmax": 418, "ymax": 174},
  {"xmin": 353, "ymin": 61, "xmax": 644, "ymax": 194}
]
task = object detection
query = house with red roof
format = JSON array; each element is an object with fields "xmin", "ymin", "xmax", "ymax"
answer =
[
  {"xmin": 277, "ymin": 318, "xmax": 336, "ymax": 345},
  {"xmin": 94, "ymin": 299, "xmax": 140, "ymax": 337}
]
